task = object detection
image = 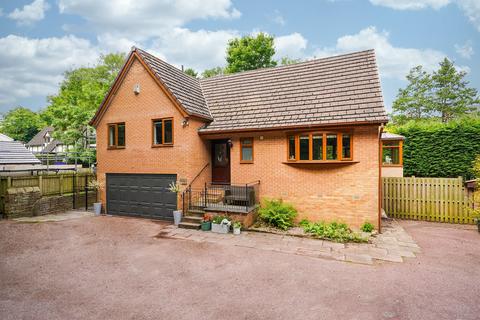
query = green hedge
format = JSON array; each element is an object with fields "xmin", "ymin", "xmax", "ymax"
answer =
[{"xmin": 388, "ymin": 118, "xmax": 480, "ymax": 179}]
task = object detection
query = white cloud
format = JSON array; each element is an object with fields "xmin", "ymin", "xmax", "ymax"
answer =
[
  {"xmin": 274, "ymin": 33, "xmax": 308, "ymax": 60},
  {"xmin": 271, "ymin": 10, "xmax": 286, "ymax": 26},
  {"xmin": 58, "ymin": 0, "xmax": 241, "ymax": 39},
  {"xmin": 0, "ymin": 35, "xmax": 98, "ymax": 107},
  {"xmin": 8, "ymin": 0, "xmax": 50, "ymax": 25},
  {"xmin": 370, "ymin": 0, "xmax": 480, "ymax": 31},
  {"xmin": 369, "ymin": 0, "xmax": 450, "ymax": 10},
  {"xmin": 457, "ymin": 0, "xmax": 480, "ymax": 31},
  {"xmin": 313, "ymin": 26, "xmax": 450, "ymax": 80},
  {"xmin": 455, "ymin": 40, "xmax": 474, "ymax": 58},
  {"xmin": 149, "ymin": 28, "xmax": 238, "ymax": 71}
]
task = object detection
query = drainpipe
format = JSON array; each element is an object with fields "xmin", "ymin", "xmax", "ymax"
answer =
[{"xmin": 378, "ymin": 123, "xmax": 385, "ymax": 233}]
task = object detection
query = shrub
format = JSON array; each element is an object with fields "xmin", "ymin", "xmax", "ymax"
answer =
[
  {"xmin": 212, "ymin": 215, "xmax": 229, "ymax": 224},
  {"xmin": 361, "ymin": 222, "xmax": 374, "ymax": 233},
  {"xmin": 258, "ymin": 199, "xmax": 297, "ymax": 230},
  {"xmin": 301, "ymin": 220, "xmax": 366, "ymax": 243},
  {"xmin": 388, "ymin": 117, "xmax": 480, "ymax": 179}
]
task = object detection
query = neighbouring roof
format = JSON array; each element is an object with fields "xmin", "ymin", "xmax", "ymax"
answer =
[
  {"xmin": 381, "ymin": 132, "xmax": 405, "ymax": 141},
  {"xmin": 25, "ymin": 126, "xmax": 55, "ymax": 146},
  {"xmin": 135, "ymin": 48, "xmax": 212, "ymax": 120},
  {"xmin": 91, "ymin": 48, "xmax": 388, "ymax": 132},
  {"xmin": 0, "ymin": 141, "xmax": 41, "ymax": 165},
  {"xmin": 43, "ymin": 139, "xmax": 62, "ymax": 153},
  {"xmin": 0, "ymin": 133, "xmax": 13, "ymax": 142}
]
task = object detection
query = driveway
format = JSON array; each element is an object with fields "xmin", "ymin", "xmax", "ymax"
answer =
[{"xmin": 0, "ymin": 215, "xmax": 479, "ymax": 320}]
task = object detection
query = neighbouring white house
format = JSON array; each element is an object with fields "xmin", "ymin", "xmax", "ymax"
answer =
[{"xmin": 25, "ymin": 127, "xmax": 69, "ymax": 154}]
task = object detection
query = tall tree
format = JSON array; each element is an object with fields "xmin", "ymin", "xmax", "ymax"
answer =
[
  {"xmin": 42, "ymin": 53, "xmax": 125, "ymax": 161},
  {"xmin": 392, "ymin": 66, "xmax": 433, "ymax": 122},
  {"xmin": 280, "ymin": 56, "xmax": 302, "ymax": 65},
  {"xmin": 201, "ymin": 66, "xmax": 224, "ymax": 78},
  {"xmin": 431, "ymin": 58, "xmax": 479, "ymax": 122},
  {"xmin": 393, "ymin": 58, "xmax": 479, "ymax": 123},
  {"xmin": 184, "ymin": 68, "xmax": 198, "ymax": 78},
  {"xmin": 0, "ymin": 107, "xmax": 42, "ymax": 142},
  {"xmin": 225, "ymin": 33, "xmax": 277, "ymax": 74}
]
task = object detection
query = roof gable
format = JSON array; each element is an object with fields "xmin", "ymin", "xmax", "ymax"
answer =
[
  {"xmin": 26, "ymin": 126, "xmax": 55, "ymax": 146},
  {"xmin": 90, "ymin": 48, "xmax": 212, "ymax": 127}
]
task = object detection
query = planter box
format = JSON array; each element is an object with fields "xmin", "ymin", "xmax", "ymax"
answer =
[
  {"xmin": 201, "ymin": 221, "xmax": 212, "ymax": 231},
  {"xmin": 211, "ymin": 223, "xmax": 230, "ymax": 234}
]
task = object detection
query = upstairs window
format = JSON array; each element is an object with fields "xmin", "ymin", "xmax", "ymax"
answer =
[
  {"xmin": 382, "ymin": 140, "xmax": 402, "ymax": 165},
  {"xmin": 287, "ymin": 132, "xmax": 352, "ymax": 162},
  {"xmin": 240, "ymin": 138, "xmax": 254, "ymax": 163},
  {"xmin": 108, "ymin": 123, "xmax": 125, "ymax": 149},
  {"xmin": 152, "ymin": 118, "xmax": 173, "ymax": 146}
]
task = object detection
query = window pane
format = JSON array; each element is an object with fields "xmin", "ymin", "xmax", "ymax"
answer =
[
  {"xmin": 383, "ymin": 147, "xmax": 400, "ymax": 164},
  {"xmin": 154, "ymin": 121, "xmax": 163, "ymax": 144},
  {"xmin": 342, "ymin": 134, "xmax": 351, "ymax": 159},
  {"xmin": 164, "ymin": 120, "xmax": 173, "ymax": 143},
  {"xmin": 288, "ymin": 136, "xmax": 296, "ymax": 160},
  {"xmin": 241, "ymin": 147, "xmax": 253, "ymax": 161},
  {"xmin": 108, "ymin": 126, "xmax": 115, "ymax": 146},
  {"xmin": 326, "ymin": 134, "xmax": 337, "ymax": 160},
  {"xmin": 117, "ymin": 124, "xmax": 125, "ymax": 146},
  {"xmin": 312, "ymin": 135, "xmax": 323, "ymax": 160},
  {"xmin": 242, "ymin": 138, "xmax": 252, "ymax": 145},
  {"xmin": 383, "ymin": 141, "xmax": 400, "ymax": 147},
  {"xmin": 300, "ymin": 136, "xmax": 309, "ymax": 160}
]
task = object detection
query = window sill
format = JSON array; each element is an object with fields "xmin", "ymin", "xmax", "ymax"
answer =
[
  {"xmin": 107, "ymin": 146, "xmax": 125, "ymax": 150},
  {"xmin": 382, "ymin": 164, "xmax": 402, "ymax": 167},
  {"xmin": 240, "ymin": 161, "xmax": 254, "ymax": 164},
  {"xmin": 283, "ymin": 160, "xmax": 359, "ymax": 165},
  {"xmin": 151, "ymin": 144, "xmax": 174, "ymax": 148}
]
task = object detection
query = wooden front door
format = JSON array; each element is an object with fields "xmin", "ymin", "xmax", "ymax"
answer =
[{"xmin": 211, "ymin": 140, "xmax": 231, "ymax": 184}]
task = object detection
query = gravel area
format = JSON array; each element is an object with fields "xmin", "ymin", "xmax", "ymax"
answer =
[{"xmin": 0, "ymin": 216, "xmax": 479, "ymax": 320}]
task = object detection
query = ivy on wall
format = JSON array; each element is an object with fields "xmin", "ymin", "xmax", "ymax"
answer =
[{"xmin": 388, "ymin": 118, "xmax": 480, "ymax": 180}]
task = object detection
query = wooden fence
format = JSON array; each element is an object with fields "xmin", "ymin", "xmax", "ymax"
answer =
[{"xmin": 382, "ymin": 177, "xmax": 475, "ymax": 224}]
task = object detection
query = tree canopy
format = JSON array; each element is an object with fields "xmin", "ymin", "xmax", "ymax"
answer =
[
  {"xmin": 225, "ymin": 32, "xmax": 277, "ymax": 74},
  {"xmin": 184, "ymin": 68, "xmax": 198, "ymax": 78},
  {"xmin": 393, "ymin": 58, "xmax": 479, "ymax": 123},
  {"xmin": 202, "ymin": 66, "xmax": 224, "ymax": 78},
  {"xmin": 0, "ymin": 107, "xmax": 42, "ymax": 142}
]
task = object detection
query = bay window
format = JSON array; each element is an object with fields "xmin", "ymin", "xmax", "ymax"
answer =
[{"xmin": 287, "ymin": 132, "xmax": 353, "ymax": 162}]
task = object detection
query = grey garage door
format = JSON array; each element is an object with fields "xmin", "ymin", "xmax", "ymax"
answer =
[{"xmin": 106, "ymin": 174, "xmax": 177, "ymax": 220}]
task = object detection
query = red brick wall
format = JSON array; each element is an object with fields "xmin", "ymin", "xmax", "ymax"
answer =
[
  {"xmin": 95, "ymin": 58, "xmax": 211, "ymax": 209},
  {"xmin": 205, "ymin": 125, "xmax": 380, "ymax": 229}
]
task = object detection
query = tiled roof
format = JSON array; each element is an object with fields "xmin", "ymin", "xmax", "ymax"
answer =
[
  {"xmin": 136, "ymin": 48, "xmax": 212, "ymax": 120},
  {"xmin": 43, "ymin": 139, "xmax": 62, "ymax": 153},
  {"xmin": 26, "ymin": 127, "xmax": 54, "ymax": 146},
  {"xmin": 381, "ymin": 132, "xmax": 405, "ymax": 140},
  {"xmin": 199, "ymin": 50, "xmax": 388, "ymax": 133},
  {"xmin": 0, "ymin": 141, "xmax": 41, "ymax": 165},
  {"xmin": 0, "ymin": 133, "xmax": 13, "ymax": 142}
]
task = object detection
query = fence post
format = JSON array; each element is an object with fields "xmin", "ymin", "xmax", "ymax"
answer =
[
  {"xmin": 38, "ymin": 175, "xmax": 42, "ymax": 194},
  {"xmin": 85, "ymin": 175, "xmax": 88, "ymax": 210},
  {"xmin": 59, "ymin": 175, "xmax": 63, "ymax": 195},
  {"xmin": 72, "ymin": 173, "xmax": 76, "ymax": 209}
]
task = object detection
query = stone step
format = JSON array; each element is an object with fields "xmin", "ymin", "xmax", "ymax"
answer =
[
  {"xmin": 188, "ymin": 209, "xmax": 205, "ymax": 215},
  {"xmin": 182, "ymin": 216, "xmax": 203, "ymax": 224},
  {"xmin": 178, "ymin": 222, "xmax": 201, "ymax": 230}
]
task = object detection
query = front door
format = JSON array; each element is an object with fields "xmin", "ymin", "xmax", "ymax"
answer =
[{"xmin": 211, "ymin": 140, "xmax": 230, "ymax": 184}]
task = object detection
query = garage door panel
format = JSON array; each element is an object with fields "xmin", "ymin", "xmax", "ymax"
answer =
[{"xmin": 106, "ymin": 174, "xmax": 177, "ymax": 220}]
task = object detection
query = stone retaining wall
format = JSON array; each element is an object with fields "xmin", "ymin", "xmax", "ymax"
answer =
[{"xmin": 3, "ymin": 187, "xmax": 97, "ymax": 219}]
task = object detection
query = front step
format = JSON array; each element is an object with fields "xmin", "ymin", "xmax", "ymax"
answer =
[
  {"xmin": 178, "ymin": 221, "xmax": 201, "ymax": 229},
  {"xmin": 178, "ymin": 209, "xmax": 205, "ymax": 229}
]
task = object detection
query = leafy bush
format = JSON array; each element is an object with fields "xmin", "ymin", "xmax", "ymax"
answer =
[
  {"xmin": 301, "ymin": 220, "xmax": 366, "ymax": 243},
  {"xmin": 388, "ymin": 117, "xmax": 480, "ymax": 179},
  {"xmin": 212, "ymin": 215, "xmax": 229, "ymax": 224},
  {"xmin": 361, "ymin": 222, "xmax": 374, "ymax": 233},
  {"xmin": 258, "ymin": 199, "xmax": 297, "ymax": 230}
]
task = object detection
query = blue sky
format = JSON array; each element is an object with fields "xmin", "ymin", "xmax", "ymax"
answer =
[{"xmin": 0, "ymin": 0, "xmax": 479, "ymax": 115}]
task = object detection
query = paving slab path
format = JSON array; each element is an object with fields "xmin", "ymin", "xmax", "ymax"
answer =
[
  {"xmin": 161, "ymin": 220, "xmax": 420, "ymax": 265},
  {"xmin": 12, "ymin": 210, "xmax": 94, "ymax": 223}
]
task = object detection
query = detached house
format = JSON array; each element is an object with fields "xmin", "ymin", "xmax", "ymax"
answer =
[{"xmin": 90, "ymin": 47, "xmax": 388, "ymax": 229}]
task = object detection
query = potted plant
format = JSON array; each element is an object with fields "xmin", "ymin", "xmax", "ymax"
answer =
[
  {"xmin": 201, "ymin": 214, "xmax": 213, "ymax": 231},
  {"xmin": 233, "ymin": 221, "xmax": 242, "ymax": 235},
  {"xmin": 211, "ymin": 215, "xmax": 231, "ymax": 234},
  {"xmin": 168, "ymin": 182, "xmax": 182, "ymax": 225},
  {"xmin": 88, "ymin": 179, "xmax": 104, "ymax": 216}
]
